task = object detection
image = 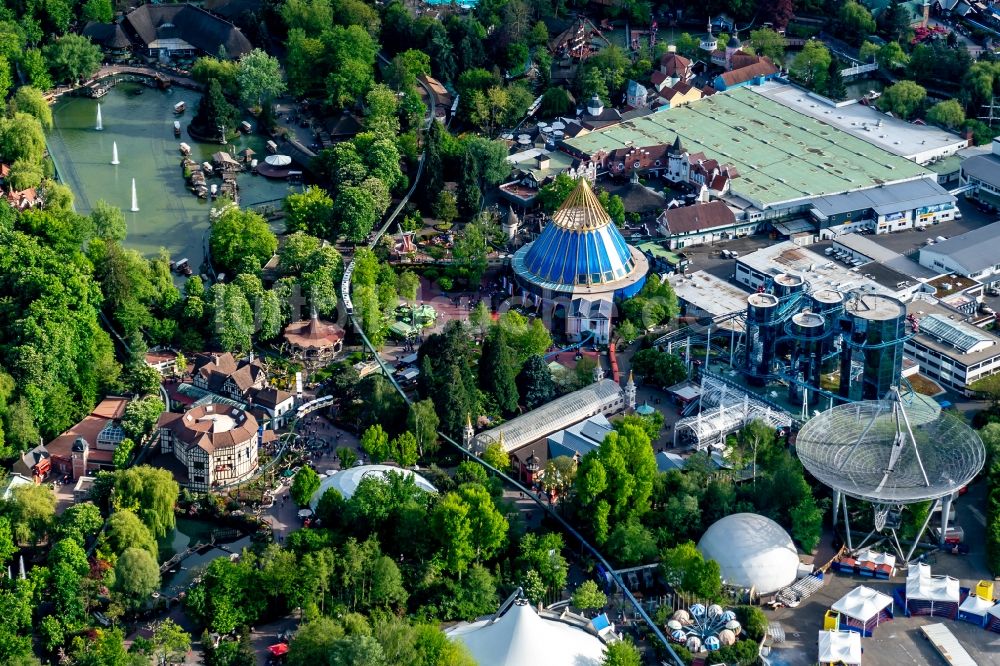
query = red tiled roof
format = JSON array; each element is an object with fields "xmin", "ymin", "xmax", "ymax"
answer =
[
  {"xmin": 719, "ymin": 58, "xmax": 778, "ymax": 87},
  {"xmin": 662, "ymin": 201, "xmax": 736, "ymax": 234}
]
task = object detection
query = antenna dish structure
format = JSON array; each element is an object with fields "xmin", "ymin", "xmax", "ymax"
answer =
[{"xmin": 795, "ymin": 389, "xmax": 984, "ymax": 561}]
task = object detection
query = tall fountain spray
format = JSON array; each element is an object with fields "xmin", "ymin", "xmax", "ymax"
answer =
[
  {"xmin": 96, "ymin": 103, "xmax": 103, "ymax": 131},
  {"xmin": 111, "ymin": 141, "xmax": 119, "ymax": 165},
  {"xmin": 130, "ymin": 178, "xmax": 139, "ymax": 212}
]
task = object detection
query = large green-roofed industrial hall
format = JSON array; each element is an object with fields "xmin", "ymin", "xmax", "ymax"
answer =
[{"xmin": 562, "ymin": 87, "xmax": 932, "ymax": 213}]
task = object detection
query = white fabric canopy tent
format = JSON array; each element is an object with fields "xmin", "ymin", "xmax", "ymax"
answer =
[
  {"xmin": 831, "ymin": 586, "xmax": 893, "ymax": 635},
  {"xmin": 447, "ymin": 600, "xmax": 607, "ymax": 666},
  {"xmin": 817, "ymin": 630, "xmax": 861, "ymax": 665},
  {"xmin": 855, "ymin": 548, "xmax": 896, "ymax": 574},
  {"xmin": 958, "ymin": 594, "xmax": 996, "ymax": 627},
  {"xmin": 906, "ymin": 564, "xmax": 960, "ymax": 602}
]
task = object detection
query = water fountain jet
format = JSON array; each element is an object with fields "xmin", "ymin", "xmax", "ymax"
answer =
[
  {"xmin": 95, "ymin": 103, "xmax": 103, "ymax": 131},
  {"xmin": 130, "ymin": 178, "xmax": 139, "ymax": 212},
  {"xmin": 111, "ymin": 141, "xmax": 119, "ymax": 165}
]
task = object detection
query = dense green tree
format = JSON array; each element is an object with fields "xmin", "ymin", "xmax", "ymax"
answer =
[
  {"xmin": 210, "ymin": 207, "xmax": 277, "ymax": 274},
  {"xmin": 361, "ymin": 424, "xmax": 391, "ymax": 463},
  {"xmin": 0, "ymin": 113, "xmax": 46, "ymax": 165},
  {"xmin": 880, "ymin": 80, "xmax": 926, "ymax": 120},
  {"xmin": 479, "ymin": 327, "xmax": 519, "ymax": 414},
  {"xmin": 389, "ymin": 432, "xmax": 419, "ymax": 467},
  {"xmin": 114, "ymin": 547, "xmax": 160, "ymax": 608},
  {"xmin": 10, "ymin": 484, "xmax": 55, "ymax": 545},
  {"xmin": 480, "ymin": 441, "xmax": 509, "ymax": 471},
  {"xmin": 419, "ymin": 321, "xmax": 480, "ymax": 439},
  {"xmin": 210, "ymin": 283, "xmax": 254, "ymax": 352},
  {"xmin": 518, "ymin": 532, "xmax": 568, "ymax": 595},
  {"xmin": 407, "ymin": 399, "xmax": 439, "ymax": 458},
  {"xmin": 927, "ymin": 99, "xmax": 966, "ymax": 129},
  {"xmin": 432, "ymin": 492, "xmax": 476, "ymax": 576},
  {"xmin": 8, "ymin": 86, "xmax": 52, "ymax": 130},
  {"xmin": 572, "ymin": 580, "xmax": 608, "ymax": 615},
  {"xmin": 121, "ymin": 396, "xmax": 165, "ymax": 437},
  {"xmin": 660, "ymin": 541, "xmax": 722, "ymax": 598},
  {"xmin": 284, "ymin": 186, "xmax": 335, "ymax": 237},
  {"xmin": 291, "ymin": 466, "xmax": 322, "ymax": 507},
  {"xmin": 631, "ymin": 348, "xmax": 686, "ymax": 388},
  {"xmin": 19, "ymin": 49, "xmax": 52, "ymax": 90},
  {"xmin": 81, "ymin": 0, "xmax": 113, "ymax": 22},
  {"xmin": 322, "ymin": 25, "xmax": 379, "ymax": 108},
  {"xmin": 90, "ymin": 199, "xmax": 127, "ymax": 242},
  {"xmin": 191, "ymin": 79, "xmax": 240, "ymax": 140},
  {"xmin": 789, "ymin": 41, "xmax": 831, "ymax": 91},
  {"xmin": 337, "ymin": 186, "xmax": 378, "ymax": 242},
  {"xmin": 516, "ymin": 355, "xmax": 556, "ymax": 410},
  {"xmin": 621, "ymin": 278, "xmax": 679, "ymax": 330},
  {"xmin": 191, "ymin": 57, "xmax": 240, "ymax": 97},
  {"xmin": 43, "ymin": 34, "xmax": 101, "ymax": 83},
  {"xmin": 878, "ymin": 0, "xmax": 913, "ymax": 42},
  {"xmin": 421, "ymin": 119, "xmax": 445, "ymax": 207},
  {"xmin": 102, "ymin": 509, "xmax": 158, "ymax": 561},
  {"xmin": 108, "ymin": 466, "xmax": 178, "ymax": 538},
  {"xmin": 836, "ymin": 1, "xmax": 876, "ymax": 45},
  {"xmin": 602, "ymin": 639, "xmax": 642, "ymax": 666},
  {"xmin": 236, "ymin": 48, "xmax": 285, "ymax": 108}
]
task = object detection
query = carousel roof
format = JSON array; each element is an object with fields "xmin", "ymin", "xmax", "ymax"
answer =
[
  {"xmin": 447, "ymin": 599, "xmax": 606, "ymax": 666},
  {"xmin": 516, "ymin": 178, "xmax": 643, "ymax": 292},
  {"xmin": 282, "ymin": 312, "xmax": 345, "ymax": 350}
]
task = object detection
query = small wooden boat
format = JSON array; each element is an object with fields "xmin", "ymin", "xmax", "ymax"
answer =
[
  {"xmin": 173, "ymin": 121, "xmax": 181, "ymax": 137},
  {"xmin": 173, "ymin": 101, "xmax": 186, "ymax": 114}
]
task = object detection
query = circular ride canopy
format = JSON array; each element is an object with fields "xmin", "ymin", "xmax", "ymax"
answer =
[
  {"xmin": 795, "ymin": 398, "xmax": 984, "ymax": 504},
  {"xmin": 264, "ymin": 154, "xmax": 292, "ymax": 166},
  {"xmin": 698, "ymin": 513, "xmax": 800, "ymax": 595},
  {"xmin": 514, "ymin": 177, "xmax": 646, "ymax": 298}
]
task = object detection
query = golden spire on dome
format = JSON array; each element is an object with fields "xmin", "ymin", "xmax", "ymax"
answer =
[{"xmin": 551, "ymin": 177, "xmax": 612, "ymax": 232}]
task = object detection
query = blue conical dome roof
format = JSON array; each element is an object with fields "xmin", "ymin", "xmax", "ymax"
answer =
[{"xmin": 520, "ymin": 178, "xmax": 638, "ymax": 289}]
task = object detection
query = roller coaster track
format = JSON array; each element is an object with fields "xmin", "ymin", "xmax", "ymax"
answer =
[{"xmin": 337, "ymin": 67, "xmax": 685, "ymax": 666}]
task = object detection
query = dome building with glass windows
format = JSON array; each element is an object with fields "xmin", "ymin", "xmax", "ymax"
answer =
[{"xmin": 511, "ymin": 177, "xmax": 649, "ymax": 332}]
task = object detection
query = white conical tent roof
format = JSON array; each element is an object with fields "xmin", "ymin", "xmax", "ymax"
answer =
[{"xmin": 447, "ymin": 600, "xmax": 606, "ymax": 666}]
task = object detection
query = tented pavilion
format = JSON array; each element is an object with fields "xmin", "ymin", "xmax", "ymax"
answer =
[
  {"xmin": 817, "ymin": 630, "xmax": 861, "ymax": 666},
  {"xmin": 446, "ymin": 598, "xmax": 608, "ymax": 666},
  {"xmin": 831, "ymin": 586, "xmax": 894, "ymax": 636},
  {"xmin": 903, "ymin": 563, "xmax": 961, "ymax": 619},
  {"xmin": 957, "ymin": 594, "xmax": 996, "ymax": 628},
  {"xmin": 308, "ymin": 465, "xmax": 436, "ymax": 509},
  {"xmin": 988, "ymin": 604, "xmax": 1000, "ymax": 633},
  {"xmin": 282, "ymin": 311, "xmax": 345, "ymax": 367}
]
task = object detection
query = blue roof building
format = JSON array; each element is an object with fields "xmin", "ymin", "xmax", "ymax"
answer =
[{"xmin": 512, "ymin": 178, "xmax": 648, "ymax": 301}]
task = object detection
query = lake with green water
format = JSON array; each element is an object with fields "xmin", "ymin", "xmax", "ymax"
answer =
[{"xmin": 47, "ymin": 82, "xmax": 294, "ymax": 270}]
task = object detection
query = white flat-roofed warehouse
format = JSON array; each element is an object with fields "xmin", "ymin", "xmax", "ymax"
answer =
[
  {"xmin": 757, "ymin": 82, "xmax": 969, "ymax": 165},
  {"xmin": 735, "ymin": 241, "xmax": 897, "ymax": 297},
  {"xmin": 666, "ymin": 271, "xmax": 750, "ymax": 328},
  {"xmin": 919, "ymin": 222, "xmax": 1000, "ymax": 287},
  {"xmin": 904, "ymin": 296, "xmax": 1000, "ymax": 394}
]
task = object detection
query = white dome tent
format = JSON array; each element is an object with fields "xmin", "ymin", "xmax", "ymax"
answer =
[
  {"xmin": 446, "ymin": 596, "xmax": 608, "ymax": 666},
  {"xmin": 308, "ymin": 464, "xmax": 437, "ymax": 509},
  {"xmin": 697, "ymin": 513, "xmax": 800, "ymax": 595}
]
